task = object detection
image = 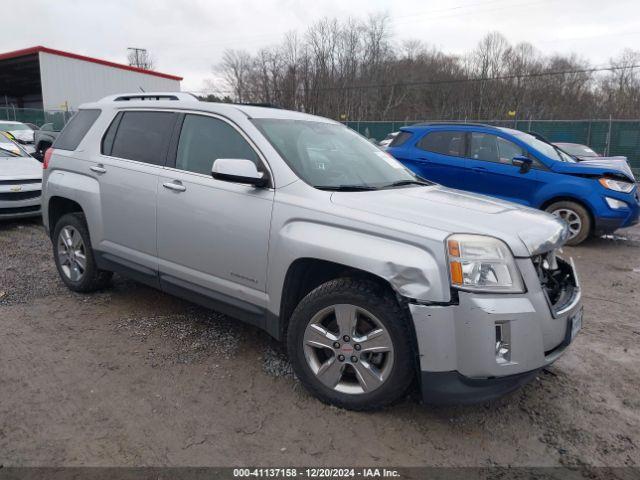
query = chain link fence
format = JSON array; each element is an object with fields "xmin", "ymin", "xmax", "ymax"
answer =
[
  {"xmin": 0, "ymin": 107, "xmax": 75, "ymax": 131},
  {"xmin": 1, "ymin": 108, "xmax": 638, "ymax": 176},
  {"xmin": 345, "ymin": 119, "xmax": 640, "ymax": 176}
]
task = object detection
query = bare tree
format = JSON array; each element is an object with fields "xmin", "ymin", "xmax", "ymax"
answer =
[
  {"xmin": 209, "ymin": 15, "xmax": 640, "ymax": 120},
  {"xmin": 219, "ymin": 50, "xmax": 253, "ymax": 103},
  {"xmin": 127, "ymin": 48, "xmax": 155, "ymax": 70}
]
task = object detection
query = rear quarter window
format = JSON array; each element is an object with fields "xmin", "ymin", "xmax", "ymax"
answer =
[
  {"xmin": 389, "ymin": 131, "xmax": 413, "ymax": 147},
  {"xmin": 53, "ymin": 109, "xmax": 101, "ymax": 151}
]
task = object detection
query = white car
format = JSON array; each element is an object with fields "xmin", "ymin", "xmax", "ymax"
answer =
[
  {"xmin": 0, "ymin": 121, "xmax": 37, "ymax": 155},
  {"xmin": 378, "ymin": 131, "xmax": 399, "ymax": 148},
  {"xmin": 0, "ymin": 132, "xmax": 42, "ymax": 220}
]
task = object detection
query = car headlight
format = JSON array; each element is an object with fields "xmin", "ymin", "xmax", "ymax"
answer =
[
  {"xmin": 599, "ymin": 177, "xmax": 635, "ymax": 193},
  {"xmin": 447, "ymin": 234, "xmax": 524, "ymax": 293}
]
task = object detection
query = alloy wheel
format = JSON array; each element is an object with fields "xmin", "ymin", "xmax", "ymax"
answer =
[
  {"xmin": 551, "ymin": 208, "xmax": 582, "ymax": 239},
  {"xmin": 57, "ymin": 225, "xmax": 87, "ymax": 282},
  {"xmin": 302, "ymin": 304, "xmax": 395, "ymax": 395}
]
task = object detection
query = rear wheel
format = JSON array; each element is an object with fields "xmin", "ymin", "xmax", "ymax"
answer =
[
  {"xmin": 545, "ymin": 201, "xmax": 592, "ymax": 246},
  {"xmin": 52, "ymin": 213, "xmax": 112, "ymax": 292},
  {"xmin": 286, "ymin": 278, "xmax": 414, "ymax": 410}
]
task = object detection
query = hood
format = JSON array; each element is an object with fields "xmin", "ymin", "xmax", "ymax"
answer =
[
  {"xmin": 330, "ymin": 185, "xmax": 568, "ymax": 257},
  {"xmin": 552, "ymin": 158, "xmax": 635, "ymax": 182},
  {"xmin": 578, "ymin": 157, "xmax": 635, "ymax": 181},
  {"xmin": 0, "ymin": 156, "xmax": 43, "ymax": 180},
  {"xmin": 7, "ymin": 130, "xmax": 35, "ymax": 143}
]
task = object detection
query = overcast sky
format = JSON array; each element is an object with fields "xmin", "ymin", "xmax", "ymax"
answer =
[{"xmin": 8, "ymin": 0, "xmax": 640, "ymax": 92}]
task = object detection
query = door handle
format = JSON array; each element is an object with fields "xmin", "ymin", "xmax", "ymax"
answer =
[
  {"xmin": 90, "ymin": 165, "xmax": 106, "ymax": 174},
  {"xmin": 472, "ymin": 166, "xmax": 488, "ymax": 172},
  {"xmin": 162, "ymin": 181, "xmax": 186, "ymax": 192}
]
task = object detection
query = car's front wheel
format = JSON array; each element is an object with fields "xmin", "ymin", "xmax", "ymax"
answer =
[
  {"xmin": 545, "ymin": 200, "xmax": 592, "ymax": 245},
  {"xmin": 287, "ymin": 278, "xmax": 414, "ymax": 410}
]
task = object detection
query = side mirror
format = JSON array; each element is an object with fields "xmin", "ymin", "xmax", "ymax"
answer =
[
  {"xmin": 211, "ymin": 158, "xmax": 268, "ymax": 187},
  {"xmin": 512, "ymin": 155, "xmax": 533, "ymax": 173}
]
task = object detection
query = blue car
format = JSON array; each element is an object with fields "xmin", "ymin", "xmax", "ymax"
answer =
[{"xmin": 386, "ymin": 123, "xmax": 639, "ymax": 245}]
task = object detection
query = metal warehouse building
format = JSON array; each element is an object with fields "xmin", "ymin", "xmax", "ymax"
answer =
[{"xmin": 0, "ymin": 46, "xmax": 182, "ymax": 111}]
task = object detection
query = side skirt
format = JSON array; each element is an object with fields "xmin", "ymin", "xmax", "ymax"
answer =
[{"xmin": 94, "ymin": 250, "xmax": 281, "ymax": 339}]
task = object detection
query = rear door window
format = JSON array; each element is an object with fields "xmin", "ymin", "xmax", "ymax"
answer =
[
  {"xmin": 417, "ymin": 131, "xmax": 465, "ymax": 156},
  {"xmin": 469, "ymin": 132, "xmax": 499, "ymax": 163},
  {"xmin": 109, "ymin": 111, "xmax": 177, "ymax": 165},
  {"xmin": 53, "ymin": 109, "xmax": 101, "ymax": 151}
]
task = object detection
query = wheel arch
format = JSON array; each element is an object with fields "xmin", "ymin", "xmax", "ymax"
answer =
[
  {"xmin": 48, "ymin": 196, "xmax": 85, "ymax": 238},
  {"xmin": 43, "ymin": 169, "xmax": 102, "ymax": 242},
  {"xmin": 278, "ymin": 258, "xmax": 405, "ymax": 341},
  {"xmin": 539, "ymin": 196, "xmax": 595, "ymax": 234}
]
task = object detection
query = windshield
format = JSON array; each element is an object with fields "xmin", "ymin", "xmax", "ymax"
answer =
[
  {"xmin": 510, "ymin": 131, "xmax": 575, "ymax": 163},
  {"xmin": 252, "ymin": 119, "xmax": 421, "ymax": 189},
  {"xmin": 557, "ymin": 143, "xmax": 599, "ymax": 158},
  {"xmin": 0, "ymin": 122, "xmax": 31, "ymax": 131},
  {"xmin": 0, "ymin": 132, "xmax": 29, "ymax": 157}
]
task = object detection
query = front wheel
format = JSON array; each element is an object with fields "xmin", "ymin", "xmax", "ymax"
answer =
[
  {"xmin": 286, "ymin": 278, "xmax": 415, "ymax": 410},
  {"xmin": 545, "ymin": 201, "xmax": 592, "ymax": 246}
]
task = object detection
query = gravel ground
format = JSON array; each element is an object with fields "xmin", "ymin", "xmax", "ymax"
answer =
[{"xmin": 1, "ymin": 218, "xmax": 639, "ymax": 469}]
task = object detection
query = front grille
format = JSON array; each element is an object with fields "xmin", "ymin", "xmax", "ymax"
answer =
[
  {"xmin": 0, "ymin": 205, "xmax": 40, "ymax": 215},
  {"xmin": 0, "ymin": 179, "xmax": 41, "ymax": 186},
  {"xmin": 0, "ymin": 190, "xmax": 41, "ymax": 201},
  {"xmin": 532, "ymin": 252, "xmax": 577, "ymax": 313}
]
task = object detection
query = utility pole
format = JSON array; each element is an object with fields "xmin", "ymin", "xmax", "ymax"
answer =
[{"xmin": 127, "ymin": 47, "xmax": 146, "ymax": 68}]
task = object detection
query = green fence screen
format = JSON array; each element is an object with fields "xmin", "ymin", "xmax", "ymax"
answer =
[
  {"xmin": 1, "ymin": 108, "xmax": 638, "ymax": 176},
  {"xmin": 345, "ymin": 119, "xmax": 640, "ymax": 176},
  {"xmin": 0, "ymin": 107, "xmax": 74, "ymax": 131}
]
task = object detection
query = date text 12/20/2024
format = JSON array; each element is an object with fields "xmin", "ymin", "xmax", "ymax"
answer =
[{"xmin": 233, "ymin": 468, "xmax": 401, "ymax": 478}]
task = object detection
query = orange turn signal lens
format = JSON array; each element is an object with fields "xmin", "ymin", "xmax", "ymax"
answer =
[
  {"xmin": 450, "ymin": 261, "xmax": 463, "ymax": 285},
  {"xmin": 448, "ymin": 239, "xmax": 460, "ymax": 257}
]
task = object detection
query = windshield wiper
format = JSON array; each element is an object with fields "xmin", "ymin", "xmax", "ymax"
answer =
[
  {"xmin": 315, "ymin": 184, "xmax": 379, "ymax": 191},
  {"xmin": 0, "ymin": 147, "xmax": 21, "ymax": 157},
  {"xmin": 382, "ymin": 179, "xmax": 432, "ymax": 188}
]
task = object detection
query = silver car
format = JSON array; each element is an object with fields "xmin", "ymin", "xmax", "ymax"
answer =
[
  {"xmin": 0, "ymin": 132, "xmax": 42, "ymax": 220},
  {"xmin": 42, "ymin": 93, "xmax": 582, "ymax": 410}
]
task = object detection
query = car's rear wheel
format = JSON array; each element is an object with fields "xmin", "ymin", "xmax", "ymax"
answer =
[
  {"xmin": 53, "ymin": 213, "xmax": 112, "ymax": 292},
  {"xmin": 286, "ymin": 278, "xmax": 414, "ymax": 410},
  {"xmin": 545, "ymin": 201, "xmax": 592, "ymax": 246}
]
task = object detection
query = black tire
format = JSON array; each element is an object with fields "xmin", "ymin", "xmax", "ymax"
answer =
[
  {"xmin": 52, "ymin": 213, "xmax": 112, "ymax": 292},
  {"xmin": 286, "ymin": 277, "xmax": 415, "ymax": 411},
  {"xmin": 544, "ymin": 200, "xmax": 592, "ymax": 246}
]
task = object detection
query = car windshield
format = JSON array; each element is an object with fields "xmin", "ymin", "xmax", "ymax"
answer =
[
  {"xmin": 510, "ymin": 131, "xmax": 575, "ymax": 163},
  {"xmin": 252, "ymin": 119, "xmax": 422, "ymax": 189},
  {"xmin": 0, "ymin": 122, "xmax": 31, "ymax": 131},
  {"xmin": 0, "ymin": 132, "xmax": 29, "ymax": 157},
  {"xmin": 557, "ymin": 144, "xmax": 599, "ymax": 157}
]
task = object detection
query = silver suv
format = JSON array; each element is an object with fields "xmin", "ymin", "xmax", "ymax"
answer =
[{"xmin": 42, "ymin": 93, "xmax": 583, "ymax": 410}]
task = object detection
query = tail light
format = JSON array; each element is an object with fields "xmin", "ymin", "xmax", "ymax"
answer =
[{"xmin": 43, "ymin": 148, "xmax": 53, "ymax": 169}]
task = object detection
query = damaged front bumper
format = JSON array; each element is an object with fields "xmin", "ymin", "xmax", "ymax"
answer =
[{"xmin": 410, "ymin": 255, "xmax": 582, "ymax": 405}]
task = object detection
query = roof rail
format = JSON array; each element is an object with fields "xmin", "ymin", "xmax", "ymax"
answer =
[
  {"xmin": 233, "ymin": 102, "xmax": 281, "ymax": 109},
  {"xmin": 408, "ymin": 122, "xmax": 499, "ymax": 129},
  {"xmin": 97, "ymin": 92, "xmax": 199, "ymax": 103}
]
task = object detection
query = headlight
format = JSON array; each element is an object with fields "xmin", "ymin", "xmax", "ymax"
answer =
[
  {"xmin": 599, "ymin": 177, "xmax": 634, "ymax": 193},
  {"xmin": 447, "ymin": 234, "xmax": 524, "ymax": 293}
]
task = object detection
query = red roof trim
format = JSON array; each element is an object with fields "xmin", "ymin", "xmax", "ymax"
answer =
[{"xmin": 0, "ymin": 46, "xmax": 183, "ymax": 81}]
